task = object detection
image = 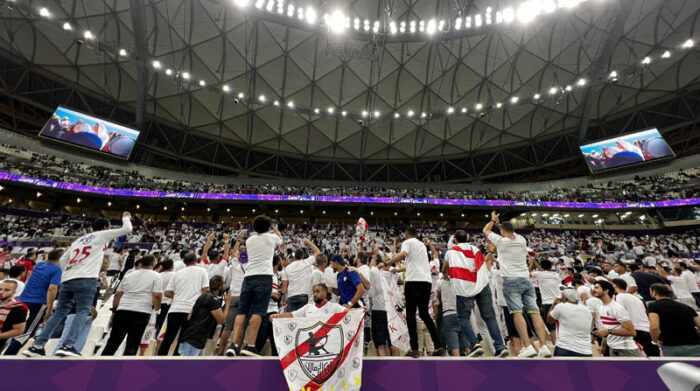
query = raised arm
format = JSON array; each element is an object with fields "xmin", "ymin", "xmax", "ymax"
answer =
[
  {"xmin": 483, "ymin": 211, "xmax": 499, "ymax": 237},
  {"xmin": 101, "ymin": 212, "xmax": 134, "ymax": 241},
  {"xmin": 424, "ymin": 237, "xmax": 439, "ymax": 260},
  {"xmin": 222, "ymin": 233, "xmax": 231, "ymax": 263},
  {"xmin": 304, "ymin": 238, "xmax": 321, "ymax": 258}
]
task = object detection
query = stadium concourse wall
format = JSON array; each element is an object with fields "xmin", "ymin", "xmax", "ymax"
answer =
[
  {"xmin": 2, "ymin": 127, "xmax": 700, "ymax": 192},
  {"xmin": 0, "ymin": 358, "xmax": 697, "ymax": 390}
]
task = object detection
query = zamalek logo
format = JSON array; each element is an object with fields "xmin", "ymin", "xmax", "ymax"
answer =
[{"xmin": 295, "ymin": 322, "xmax": 344, "ymax": 385}]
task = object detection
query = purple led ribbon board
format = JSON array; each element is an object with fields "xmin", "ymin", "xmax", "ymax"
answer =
[{"xmin": 1, "ymin": 170, "xmax": 698, "ymax": 209}]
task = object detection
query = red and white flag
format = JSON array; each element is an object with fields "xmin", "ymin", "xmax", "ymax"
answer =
[
  {"xmin": 379, "ymin": 270, "xmax": 410, "ymax": 351},
  {"xmin": 273, "ymin": 310, "xmax": 365, "ymax": 391}
]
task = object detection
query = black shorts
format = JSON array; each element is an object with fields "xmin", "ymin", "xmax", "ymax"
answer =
[
  {"xmin": 503, "ymin": 306, "xmax": 534, "ymax": 338},
  {"xmin": 371, "ymin": 310, "xmax": 391, "ymax": 348},
  {"xmin": 541, "ymin": 304, "xmax": 556, "ymax": 331}
]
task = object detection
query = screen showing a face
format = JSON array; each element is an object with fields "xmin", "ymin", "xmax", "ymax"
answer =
[
  {"xmin": 579, "ymin": 128, "xmax": 674, "ymax": 173},
  {"xmin": 39, "ymin": 106, "xmax": 140, "ymax": 159}
]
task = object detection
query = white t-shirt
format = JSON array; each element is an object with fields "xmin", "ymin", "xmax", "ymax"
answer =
[
  {"xmin": 59, "ymin": 216, "xmax": 132, "ymax": 282},
  {"xmin": 226, "ymin": 258, "xmax": 245, "ymax": 297},
  {"xmin": 282, "ymin": 256, "xmax": 315, "ymax": 298},
  {"xmin": 292, "ymin": 300, "xmax": 347, "ymax": 318},
  {"xmin": 245, "ymin": 233, "xmax": 282, "ymax": 276},
  {"xmin": 107, "ymin": 252, "xmax": 122, "ymax": 271},
  {"xmin": 173, "ymin": 260, "xmax": 186, "ymax": 272},
  {"xmin": 487, "ymin": 232, "xmax": 529, "ymax": 278},
  {"xmin": 618, "ymin": 273, "xmax": 637, "ymax": 290},
  {"xmin": 532, "ymin": 271, "xmax": 560, "ymax": 305},
  {"xmin": 681, "ymin": 270, "xmax": 700, "ymax": 293},
  {"xmin": 400, "ymin": 238, "xmax": 431, "ymax": 283},
  {"xmin": 550, "ymin": 302, "xmax": 593, "ymax": 355},
  {"xmin": 166, "ymin": 265, "xmax": 210, "ymax": 313},
  {"xmin": 438, "ymin": 278, "xmax": 457, "ymax": 315},
  {"xmin": 268, "ymin": 274, "xmax": 280, "ymax": 314},
  {"xmin": 613, "ymin": 293, "xmax": 649, "ymax": 332},
  {"xmin": 492, "ymin": 269, "xmax": 507, "ymax": 307},
  {"xmin": 205, "ymin": 261, "xmax": 227, "ymax": 279},
  {"xmin": 585, "ymin": 296, "xmax": 603, "ymax": 329},
  {"xmin": 595, "ymin": 301, "xmax": 637, "ymax": 350},
  {"xmin": 368, "ymin": 267, "xmax": 386, "ymax": 312},
  {"xmin": 668, "ymin": 275, "xmax": 692, "ymax": 299},
  {"xmin": 357, "ymin": 264, "xmax": 371, "ymax": 306},
  {"xmin": 160, "ymin": 271, "xmax": 174, "ymax": 305},
  {"xmin": 117, "ymin": 269, "xmax": 163, "ymax": 314}
]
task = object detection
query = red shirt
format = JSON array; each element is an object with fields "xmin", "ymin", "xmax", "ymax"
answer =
[{"xmin": 15, "ymin": 258, "xmax": 34, "ymax": 282}]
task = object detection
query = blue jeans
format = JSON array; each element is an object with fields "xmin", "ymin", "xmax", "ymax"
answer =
[
  {"xmin": 662, "ymin": 344, "xmax": 700, "ymax": 357},
  {"xmin": 34, "ymin": 278, "xmax": 97, "ymax": 349},
  {"xmin": 456, "ymin": 285, "xmax": 506, "ymax": 352},
  {"xmin": 503, "ymin": 277, "xmax": 539, "ymax": 314},
  {"xmin": 178, "ymin": 341, "xmax": 204, "ymax": 356},
  {"xmin": 238, "ymin": 275, "xmax": 272, "ymax": 317},
  {"xmin": 286, "ymin": 295, "xmax": 308, "ymax": 313},
  {"xmin": 53, "ymin": 314, "xmax": 92, "ymax": 355},
  {"xmin": 442, "ymin": 313, "xmax": 468, "ymax": 352}
]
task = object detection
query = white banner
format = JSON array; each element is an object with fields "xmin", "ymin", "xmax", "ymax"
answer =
[
  {"xmin": 273, "ymin": 310, "xmax": 364, "ymax": 391},
  {"xmin": 380, "ymin": 271, "xmax": 410, "ymax": 352}
]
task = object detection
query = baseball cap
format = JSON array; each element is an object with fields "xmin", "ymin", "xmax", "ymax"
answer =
[
  {"xmin": 562, "ymin": 288, "xmax": 580, "ymax": 303},
  {"xmin": 330, "ymin": 254, "xmax": 346, "ymax": 266}
]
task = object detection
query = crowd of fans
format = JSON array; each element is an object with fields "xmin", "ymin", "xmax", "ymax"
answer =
[
  {"xmin": 0, "ymin": 144, "xmax": 698, "ymax": 202},
  {"xmin": 1, "ymin": 207, "xmax": 698, "ymax": 359}
]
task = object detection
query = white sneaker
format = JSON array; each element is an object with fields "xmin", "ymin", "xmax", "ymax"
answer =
[
  {"xmin": 517, "ymin": 345, "xmax": 537, "ymax": 358},
  {"xmin": 538, "ymin": 345, "xmax": 553, "ymax": 358}
]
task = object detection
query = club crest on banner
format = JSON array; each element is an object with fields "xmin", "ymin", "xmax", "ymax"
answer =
[{"xmin": 295, "ymin": 322, "xmax": 345, "ymax": 385}]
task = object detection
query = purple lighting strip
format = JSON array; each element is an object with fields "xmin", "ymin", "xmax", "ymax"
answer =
[{"xmin": 1, "ymin": 170, "xmax": 698, "ymax": 209}]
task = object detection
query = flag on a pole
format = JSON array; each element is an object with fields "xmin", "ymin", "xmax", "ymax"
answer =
[{"xmin": 273, "ymin": 310, "xmax": 365, "ymax": 391}]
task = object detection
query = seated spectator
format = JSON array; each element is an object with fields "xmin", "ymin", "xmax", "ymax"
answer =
[{"xmin": 0, "ymin": 280, "xmax": 27, "ymax": 353}]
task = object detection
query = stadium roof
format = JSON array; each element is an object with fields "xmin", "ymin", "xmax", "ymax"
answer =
[{"xmin": 0, "ymin": 0, "xmax": 699, "ymax": 182}]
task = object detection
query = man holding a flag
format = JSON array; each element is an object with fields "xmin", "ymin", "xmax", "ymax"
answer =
[{"xmin": 443, "ymin": 230, "xmax": 509, "ymax": 358}]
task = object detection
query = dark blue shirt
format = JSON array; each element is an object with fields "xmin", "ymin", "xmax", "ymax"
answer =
[
  {"xmin": 632, "ymin": 271, "xmax": 668, "ymax": 302},
  {"xmin": 337, "ymin": 268, "xmax": 363, "ymax": 305},
  {"xmin": 18, "ymin": 262, "xmax": 62, "ymax": 304}
]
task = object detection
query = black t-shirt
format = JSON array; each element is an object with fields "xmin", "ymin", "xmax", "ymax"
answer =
[
  {"xmin": 180, "ymin": 292, "xmax": 221, "ymax": 349},
  {"xmin": 0, "ymin": 305, "xmax": 28, "ymax": 349},
  {"xmin": 647, "ymin": 299, "xmax": 700, "ymax": 346},
  {"xmin": 632, "ymin": 272, "xmax": 668, "ymax": 301}
]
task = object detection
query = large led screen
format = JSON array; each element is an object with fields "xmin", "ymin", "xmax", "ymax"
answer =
[
  {"xmin": 579, "ymin": 128, "xmax": 674, "ymax": 173},
  {"xmin": 39, "ymin": 106, "xmax": 140, "ymax": 159}
]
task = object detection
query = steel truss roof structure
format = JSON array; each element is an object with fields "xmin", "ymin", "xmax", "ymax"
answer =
[{"xmin": 0, "ymin": 0, "xmax": 698, "ymax": 182}]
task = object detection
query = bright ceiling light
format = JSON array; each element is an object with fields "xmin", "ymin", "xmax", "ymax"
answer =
[
  {"xmin": 118, "ymin": 48, "xmax": 127, "ymax": 57},
  {"xmin": 495, "ymin": 102, "xmax": 503, "ymax": 108},
  {"xmin": 199, "ymin": 80, "xmax": 206, "ymax": 87},
  {"xmin": 274, "ymin": 100, "xmax": 281, "ymax": 106},
  {"xmin": 549, "ymin": 87, "xmax": 558, "ymax": 95},
  {"xmin": 222, "ymin": 84, "xmax": 231, "ymax": 92},
  {"xmin": 389, "ymin": 21, "xmax": 397, "ymax": 34},
  {"xmin": 255, "ymin": 0, "xmax": 265, "ymax": 8},
  {"xmin": 328, "ymin": 10, "xmax": 346, "ymax": 34},
  {"xmin": 314, "ymin": 108, "xmax": 320, "ymax": 114},
  {"xmin": 510, "ymin": 96, "xmax": 519, "ymax": 104},
  {"xmin": 461, "ymin": 107, "xmax": 467, "ymax": 113},
  {"xmin": 233, "ymin": 0, "xmax": 250, "ymax": 7},
  {"xmin": 683, "ymin": 39, "xmax": 695, "ymax": 48},
  {"xmin": 475, "ymin": 103, "xmax": 483, "ymax": 111},
  {"xmin": 354, "ymin": 18, "xmax": 361, "ymax": 30},
  {"xmin": 165, "ymin": 68, "xmax": 173, "ymax": 76},
  {"xmin": 407, "ymin": 110, "xmax": 414, "ymax": 117},
  {"xmin": 39, "ymin": 7, "xmax": 51, "ymax": 17},
  {"xmin": 446, "ymin": 107, "xmax": 455, "ymax": 114},
  {"xmin": 565, "ymin": 85, "xmax": 572, "ymax": 92},
  {"xmin": 541, "ymin": 0, "xmax": 557, "ymax": 13},
  {"xmin": 373, "ymin": 111, "xmax": 380, "ymax": 118},
  {"xmin": 641, "ymin": 56, "xmax": 651, "ymax": 65},
  {"xmin": 533, "ymin": 93, "xmax": 541, "ymax": 100},
  {"xmin": 287, "ymin": 4, "xmax": 294, "ymax": 17},
  {"xmin": 364, "ymin": 19, "xmax": 370, "ymax": 32},
  {"xmin": 305, "ymin": 7, "xmax": 317, "ymax": 24},
  {"xmin": 438, "ymin": 19, "xmax": 445, "ymax": 31},
  {"xmin": 327, "ymin": 107, "xmax": 335, "ymax": 114},
  {"xmin": 409, "ymin": 20, "xmax": 416, "ymax": 33},
  {"xmin": 577, "ymin": 78, "xmax": 587, "ymax": 86},
  {"xmin": 485, "ymin": 8, "xmax": 492, "ymax": 25},
  {"xmin": 394, "ymin": 112, "xmax": 400, "ymax": 118},
  {"xmin": 517, "ymin": 1, "xmax": 541, "ymax": 24},
  {"xmin": 259, "ymin": 94, "xmax": 266, "ymax": 103},
  {"xmin": 83, "ymin": 30, "xmax": 94, "ymax": 40},
  {"xmin": 265, "ymin": 0, "xmax": 274, "ymax": 12},
  {"xmin": 426, "ymin": 19, "xmax": 436, "ymax": 34},
  {"xmin": 661, "ymin": 50, "xmax": 671, "ymax": 58},
  {"xmin": 399, "ymin": 21, "xmax": 406, "ymax": 33},
  {"xmin": 182, "ymin": 72, "xmax": 191, "ymax": 80},
  {"xmin": 152, "ymin": 60, "xmax": 162, "ymax": 69},
  {"xmin": 421, "ymin": 112, "xmax": 427, "ymax": 118},
  {"xmin": 465, "ymin": 16, "xmax": 472, "ymax": 29},
  {"xmin": 475, "ymin": 14, "xmax": 482, "ymax": 27},
  {"xmin": 287, "ymin": 101, "xmax": 294, "ymax": 108},
  {"xmin": 502, "ymin": 7, "xmax": 515, "ymax": 23},
  {"xmin": 341, "ymin": 110, "xmax": 347, "ymax": 117},
  {"xmin": 361, "ymin": 110, "xmax": 368, "ymax": 117},
  {"xmin": 609, "ymin": 70, "xmax": 618, "ymax": 81},
  {"xmin": 373, "ymin": 21, "xmax": 380, "ymax": 33},
  {"xmin": 455, "ymin": 17, "xmax": 462, "ymax": 30},
  {"xmin": 238, "ymin": 92, "xmax": 245, "ymax": 99},
  {"xmin": 419, "ymin": 20, "xmax": 425, "ymax": 33},
  {"xmin": 63, "ymin": 22, "xmax": 72, "ymax": 31}
]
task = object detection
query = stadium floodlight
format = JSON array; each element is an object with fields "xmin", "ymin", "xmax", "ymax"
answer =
[
  {"xmin": 373, "ymin": 21, "xmax": 380, "ymax": 33},
  {"xmin": 63, "ymin": 22, "xmax": 72, "ymax": 31},
  {"xmin": 485, "ymin": 8, "xmax": 492, "ymax": 25},
  {"xmin": 361, "ymin": 110, "xmax": 368, "ymax": 117},
  {"xmin": 517, "ymin": 1, "xmax": 541, "ymax": 24},
  {"xmin": 400, "ymin": 21, "xmax": 406, "ymax": 33},
  {"xmin": 364, "ymin": 19, "xmax": 370, "ymax": 32},
  {"xmin": 455, "ymin": 17, "xmax": 462, "ymax": 30},
  {"xmin": 389, "ymin": 21, "xmax": 397, "ymax": 34},
  {"xmin": 475, "ymin": 14, "xmax": 482, "ymax": 27},
  {"xmin": 328, "ymin": 10, "xmax": 347, "ymax": 34},
  {"xmin": 465, "ymin": 16, "xmax": 472, "ymax": 29},
  {"xmin": 238, "ymin": 92, "xmax": 245, "ymax": 99},
  {"xmin": 683, "ymin": 39, "xmax": 695, "ymax": 48},
  {"xmin": 354, "ymin": 18, "xmax": 361, "ymax": 30},
  {"xmin": 222, "ymin": 84, "xmax": 231, "ymax": 92},
  {"xmin": 661, "ymin": 50, "xmax": 671, "ymax": 58},
  {"xmin": 421, "ymin": 112, "xmax": 427, "ymax": 118},
  {"xmin": 341, "ymin": 110, "xmax": 347, "ymax": 117},
  {"xmin": 287, "ymin": 4, "xmax": 294, "ymax": 17},
  {"xmin": 548, "ymin": 87, "xmax": 558, "ymax": 95},
  {"xmin": 533, "ymin": 93, "xmax": 541, "ymax": 100},
  {"xmin": 419, "ymin": 20, "xmax": 425, "ymax": 33},
  {"xmin": 258, "ymin": 94, "xmax": 266, "ymax": 103},
  {"xmin": 541, "ymin": 0, "xmax": 556, "ymax": 13},
  {"xmin": 83, "ymin": 30, "xmax": 94, "ymax": 40},
  {"xmin": 233, "ymin": 0, "xmax": 250, "ymax": 7},
  {"xmin": 305, "ymin": 7, "xmax": 317, "ymax": 24},
  {"xmin": 592, "ymin": 214, "xmax": 598, "ymax": 218},
  {"xmin": 438, "ymin": 19, "xmax": 445, "ymax": 31},
  {"xmin": 502, "ymin": 7, "xmax": 515, "ymax": 23},
  {"xmin": 108, "ymin": 202, "xmax": 112, "ymax": 206},
  {"xmin": 297, "ymin": 7, "xmax": 304, "ymax": 20},
  {"xmin": 273, "ymin": 100, "xmax": 279, "ymax": 106},
  {"xmin": 327, "ymin": 107, "xmax": 335, "ymax": 114},
  {"xmin": 182, "ymin": 72, "xmax": 191, "ymax": 80},
  {"xmin": 609, "ymin": 70, "xmax": 618, "ymax": 82},
  {"xmin": 641, "ymin": 56, "xmax": 651, "ymax": 65},
  {"xmin": 39, "ymin": 7, "xmax": 50, "ymax": 17},
  {"xmin": 461, "ymin": 107, "xmax": 467, "ymax": 113},
  {"xmin": 565, "ymin": 85, "xmax": 572, "ymax": 92},
  {"xmin": 255, "ymin": 0, "xmax": 265, "ymax": 8},
  {"xmin": 287, "ymin": 101, "xmax": 294, "ymax": 108},
  {"xmin": 407, "ymin": 110, "xmax": 414, "ymax": 117},
  {"xmin": 314, "ymin": 108, "xmax": 320, "ymax": 114},
  {"xmin": 495, "ymin": 102, "xmax": 503, "ymax": 108},
  {"xmin": 475, "ymin": 103, "xmax": 483, "ymax": 111},
  {"xmin": 152, "ymin": 60, "xmax": 162, "ymax": 69},
  {"xmin": 265, "ymin": 0, "xmax": 274, "ymax": 12},
  {"xmin": 118, "ymin": 48, "xmax": 127, "ymax": 57},
  {"xmin": 577, "ymin": 78, "xmax": 587, "ymax": 86},
  {"xmin": 373, "ymin": 111, "xmax": 380, "ymax": 118},
  {"xmin": 199, "ymin": 80, "xmax": 206, "ymax": 87},
  {"xmin": 510, "ymin": 96, "xmax": 519, "ymax": 104},
  {"xmin": 394, "ymin": 112, "xmax": 400, "ymax": 118},
  {"xmin": 446, "ymin": 107, "xmax": 455, "ymax": 114},
  {"xmin": 165, "ymin": 68, "xmax": 173, "ymax": 76},
  {"xmin": 409, "ymin": 20, "xmax": 416, "ymax": 33},
  {"xmin": 426, "ymin": 19, "xmax": 436, "ymax": 34}
]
